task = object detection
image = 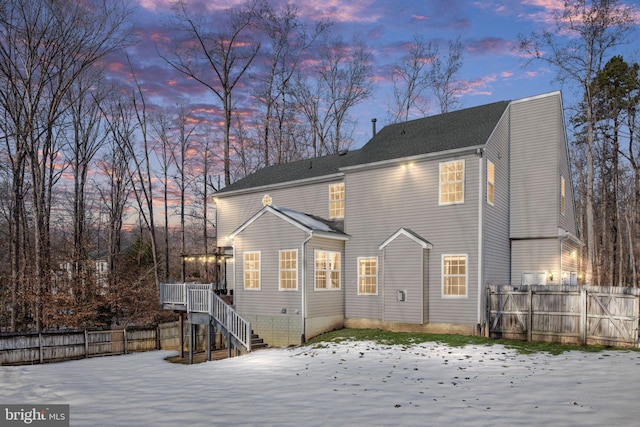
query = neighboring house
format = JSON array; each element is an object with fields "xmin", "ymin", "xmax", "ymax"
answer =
[{"xmin": 214, "ymin": 91, "xmax": 581, "ymax": 347}]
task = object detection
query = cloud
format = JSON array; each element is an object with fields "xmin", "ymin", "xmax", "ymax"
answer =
[
  {"xmin": 466, "ymin": 37, "xmax": 515, "ymax": 56},
  {"xmin": 294, "ymin": 0, "xmax": 382, "ymax": 23}
]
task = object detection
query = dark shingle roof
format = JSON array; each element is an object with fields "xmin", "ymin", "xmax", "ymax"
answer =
[
  {"xmin": 219, "ymin": 150, "xmax": 359, "ymax": 193},
  {"xmin": 219, "ymin": 100, "xmax": 510, "ymax": 194},
  {"xmin": 345, "ymin": 100, "xmax": 510, "ymax": 166}
]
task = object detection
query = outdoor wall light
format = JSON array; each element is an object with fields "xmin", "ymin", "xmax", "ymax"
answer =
[
  {"xmin": 281, "ymin": 308, "xmax": 287, "ymax": 314},
  {"xmin": 548, "ymin": 272, "xmax": 554, "ymax": 282},
  {"xmin": 400, "ymin": 162, "xmax": 414, "ymax": 170}
]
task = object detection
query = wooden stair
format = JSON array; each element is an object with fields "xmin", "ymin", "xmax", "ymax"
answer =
[{"xmin": 250, "ymin": 332, "xmax": 267, "ymax": 350}]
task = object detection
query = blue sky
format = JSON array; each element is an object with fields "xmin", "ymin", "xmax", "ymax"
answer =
[{"xmin": 119, "ymin": 0, "xmax": 640, "ymax": 150}]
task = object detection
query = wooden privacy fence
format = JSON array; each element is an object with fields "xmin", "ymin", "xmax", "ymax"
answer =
[
  {"xmin": 0, "ymin": 321, "xmax": 205, "ymax": 365},
  {"xmin": 487, "ymin": 285, "xmax": 640, "ymax": 348}
]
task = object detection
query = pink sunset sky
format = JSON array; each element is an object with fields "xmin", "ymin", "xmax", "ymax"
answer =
[{"xmin": 110, "ymin": 0, "xmax": 640, "ymax": 151}]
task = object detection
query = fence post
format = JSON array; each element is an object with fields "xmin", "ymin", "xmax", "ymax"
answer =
[
  {"xmin": 123, "ymin": 329, "xmax": 128, "ymax": 355},
  {"xmin": 156, "ymin": 325, "xmax": 161, "ymax": 350},
  {"xmin": 527, "ymin": 288, "xmax": 533, "ymax": 342},
  {"xmin": 84, "ymin": 330, "xmax": 89, "ymax": 358},
  {"xmin": 38, "ymin": 332, "xmax": 43, "ymax": 364},
  {"xmin": 580, "ymin": 288, "xmax": 587, "ymax": 345}
]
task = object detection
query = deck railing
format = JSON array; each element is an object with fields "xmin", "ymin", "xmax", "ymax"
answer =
[
  {"xmin": 186, "ymin": 284, "xmax": 213, "ymax": 313},
  {"xmin": 160, "ymin": 283, "xmax": 252, "ymax": 352},
  {"xmin": 160, "ymin": 282, "xmax": 188, "ymax": 305}
]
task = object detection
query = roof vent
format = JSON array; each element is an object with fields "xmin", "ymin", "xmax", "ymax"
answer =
[{"xmin": 338, "ymin": 149, "xmax": 348, "ymax": 156}]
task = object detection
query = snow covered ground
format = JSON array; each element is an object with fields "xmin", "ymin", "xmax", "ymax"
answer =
[{"xmin": 1, "ymin": 341, "xmax": 639, "ymax": 426}]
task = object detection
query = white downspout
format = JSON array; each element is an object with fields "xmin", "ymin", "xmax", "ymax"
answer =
[
  {"xmin": 301, "ymin": 234, "xmax": 312, "ymax": 343},
  {"xmin": 477, "ymin": 151, "xmax": 484, "ymax": 331}
]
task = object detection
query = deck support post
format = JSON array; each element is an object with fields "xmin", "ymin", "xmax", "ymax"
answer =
[
  {"xmin": 206, "ymin": 322, "xmax": 211, "ymax": 361},
  {"xmin": 178, "ymin": 312, "xmax": 184, "ymax": 359},
  {"xmin": 188, "ymin": 322, "xmax": 194, "ymax": 365}
]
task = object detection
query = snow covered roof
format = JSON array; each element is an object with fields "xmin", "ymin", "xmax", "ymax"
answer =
[{"xmin": 229, "ymin": 205, "xmax": 350, "ymax": 241}]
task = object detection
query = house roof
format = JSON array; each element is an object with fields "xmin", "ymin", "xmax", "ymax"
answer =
[
  {"xmin": 219, "ymin": 150, "xmax": 359, "ymax": 194},
  {"xmin": 347, "ymin": 100, "xmax": 510, "ymax": 166},
  {"xmin": 229, "ymin": 205, "xmax": 350, "ymax": 241},
  {"xmin": 218, "ymin": 100, "xmax": 510, "ymax": 195},
  {"xmin": 379, "ymin": 228, "xmax": 433, "ymax": 250}
]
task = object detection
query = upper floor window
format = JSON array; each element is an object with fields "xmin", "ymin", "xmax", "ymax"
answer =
[
  {"xmin": 487, "ymin": 160, "xmax": 495, "ymax": 205},
  {"xmin": 560, "ymin": 176, "xmax": 566, "ymax": 215},
  {"xmin": 279, "ymin": 249, "xmax": 298, "ymax": 291},
  {"xmin": 244, "ymin": 251, "xmax": 261, "ymax": 290},
  {"xmin": 357, "ymin": 257, "xmax": 378, "ymax": 295},
  {"xmin": 315, "ymin": 250, "xmax": 341, "ymax": 290},
  {"xmin": 329, "ymin": 183, "xmax": 345, "ymax": 219},
  {"xmin": 442, "ymin": 254, "xmax": 467, "ymax": 298},
  {"xmin": 439, "ymin": 160, "xmax": 464, "ymax": 205}
]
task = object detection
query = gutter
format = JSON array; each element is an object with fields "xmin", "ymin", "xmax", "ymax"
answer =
[
  {"xmin": 339, "ymin": 145, "xmax": 487, "ymax": 173},
  {"xmin": 301, "ymin": 234, "xmax": 312, "ymax": 343},
  {"xmin": 477, "ymin": 148, "xmax": 484, "ymax": 330}
]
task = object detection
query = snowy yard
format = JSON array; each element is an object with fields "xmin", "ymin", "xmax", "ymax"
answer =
[{"xmin": 1, "ymin": 341, "xmax": 640, "ymax": 426}]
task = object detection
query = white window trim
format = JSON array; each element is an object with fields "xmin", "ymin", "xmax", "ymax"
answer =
[
  {"xmin": 329, "ymin": 182, "xmax": 345, "ymax": 219},
  {"xmin": 314, "ymin": 249, "xmax": 342, "ymax": 291},
  {"xmin": 243, "ymin": 251, "xmax": 261, "ymax": 290},
  {"xmin": 487, "ymin": 160, "xmax": 495, "ymax": 206},
  {"xmin": 357, "ymin": 257, "xmax": 378, "ymax": 295},
  {"xmin": 441, "ymin": 254, "xmax": 468, "ymax": 298},
  {"xmin": 279, "ymin": 249, "xmax": 298, "ymax": 291},
  {"xmin": 438, "ymin": 159, "xmax": 465, "ymax": 206}
]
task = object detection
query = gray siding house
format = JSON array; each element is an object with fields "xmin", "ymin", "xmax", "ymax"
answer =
[{"xmin": 214, "ymin": 91, "xmax": 581, "ymax": 346}]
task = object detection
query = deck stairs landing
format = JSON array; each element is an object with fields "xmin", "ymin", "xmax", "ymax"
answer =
[{"xmin": 160, "ymin": 283, "xmax": 267, "ymax": 360}]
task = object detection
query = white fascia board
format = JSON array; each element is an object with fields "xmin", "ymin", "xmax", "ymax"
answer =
[
  {"xmin": 340, "ymin": 145, "xmax": 485, "ymax": 174},
  {"xmin": 215, "ymin": 173, "xmax": 344, "ymax": 198},
  {"xmin": 311, "ymin": 230, "xmax": 351, "ymax": 241},
  {"xmin": 379, "ymin": 228, "xmax": 433, "ymax": 251}
]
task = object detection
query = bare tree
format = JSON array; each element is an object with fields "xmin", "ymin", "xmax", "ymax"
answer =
[
  {"xmin": 0, "ymin": 0, "xmax": 133, "ymax": 330},
  {"xmin": 161, "ymin": 0, "xmax": 263, "ymax": 186},
  {"xmin": 96, "ymin": 88, "xmax": 135, "ymax": 325},
  {"xmin": 65, "ymin": 71, "xmax": 108, "ymax": 289},
  {"xmin": 518, "ymin": 0, "xmax": 635, "ymax": 285},
  {"xmin": 150, "ymin": 111, "xmax": 177, "ymax": 281},
  {"xmin": 126, "ymin": 63, "xmax": 161, "ymax": 291},
  {"xmin": 389, "ymin": 35, "xmax": 465, "ymax": 122},
  {"xmin": 171, "ymin": 106, "xmax": 199, "ymax": 282},
  {"xmin": 295, "ymin": 36, "xmax": 373, "ymax": 155},
  {"xmin": 430, "ymin": 36, "xmax": 466, "ymax": 114},
  {"xmin": 256, "ymin": 3, "xmax": 329, "ymax": 166},
  {"xmin": 389, "ymin": 35, "xmax": 437, "ymax": 123}
]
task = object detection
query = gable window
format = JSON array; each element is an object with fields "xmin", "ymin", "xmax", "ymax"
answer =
[
  {"xmin": 442, "ymin": 254, "xmax": 467, "ymax": 297},
  {"xmin": 439, "ymin": 160, "xmax": 464, "ymax": 205},
  {"xmin": 329, "ymin": 183, "xmax": 345, "ymax": 219},
  {"xmin": 243, "ymin": 251, "xmax": 261, "ymax": 290},
  {"xmin": 487, "ymin": 160, "xmax": 495, "ymax": 205},
  {"xmin": 357, "ymin": 257, "xmax": 378, "ymax": 295},
  {"xmin": 560, "ymin": 176, "xmax": 566, "ymax": 215},
  {"xmin": 315, "ymin": 250, "xmax": 341, "ymax": 290},
  {"xmin": 279, "ymin": 249, "xmax": 298, "ymax": 291}
]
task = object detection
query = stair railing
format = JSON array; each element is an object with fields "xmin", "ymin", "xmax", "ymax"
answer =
[{"xmin": 160, "ymin": 283, "xmax": 252, "ymax": 352}]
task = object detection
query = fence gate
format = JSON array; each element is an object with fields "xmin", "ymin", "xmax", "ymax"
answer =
[
  {"xmin": 487, "ymin": 285, "xmax": 640, "ymax": 348},
  {"xmin": 587, "ymin": 291, "xmax": 639, "ymax": 347},
  {"xmin": 488, "ymin": 287, "xmax": 529, "ymax": 338}
]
